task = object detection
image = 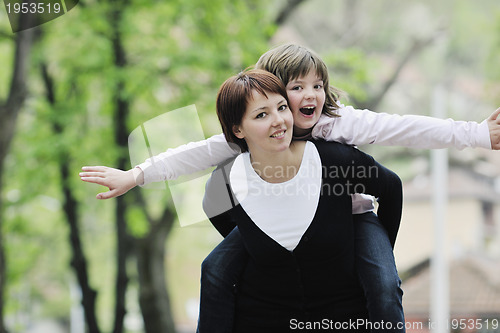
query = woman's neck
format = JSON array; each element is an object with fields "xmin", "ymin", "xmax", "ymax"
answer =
[
  {"xmin": 248, "ymin": 141, "xmax": 306, "ymax": 183},
  {"xmin": 292, "ymin": 126, "xmax": 313, "ymax": 139}
]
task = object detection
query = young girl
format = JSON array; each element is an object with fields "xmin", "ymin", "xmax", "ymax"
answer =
[
  {"xmin": 205, "ymin": 68, "xmax": 402, "ymax": 332},
  {"xmin": 81, "ymin": 44, "xmax": 500, "ymax": 332}
]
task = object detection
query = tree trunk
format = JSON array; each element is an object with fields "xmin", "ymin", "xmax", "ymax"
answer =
[
  {"xmin": 274, "ymin": 0, "xmax": 307, "ymax": 26},
  {"xmin": 110, "ymin": 4, "xmax": 133, "ymax": 332},
  {"xmin": 40, "ymin": 64, "xmax": 101, "ymax": 333},
  {"xmin": 0, "ymin": 14, "xmax": 37, "ymax": 333},
  {"xmin": 110, "ymin": 83, "xmax": 132, "ymax": 333},
  {"xmin": 136, "ymin": 207, "xmax": 176, "ymax": 333},
  {"xmin": 63, "ymin": 163, "xmax": 101, "ymax": 333},
  {"xmin": 112, "ymin": 192, "xmax": 131, "ymax": 333}
]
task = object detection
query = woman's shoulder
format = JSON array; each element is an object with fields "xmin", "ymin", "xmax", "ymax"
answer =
[
  {"xmin": 310, "ymin": 139, "xmax": 373, "ymax": 166},
  {"xmin": 309, "ymin": 138, "xmax": 351, "ymax": 151}
]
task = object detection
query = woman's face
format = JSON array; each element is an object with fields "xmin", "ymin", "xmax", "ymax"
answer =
[
  {"xmin": 234, "ymin": 90, "xmax": 293, "ymax": 155},
  {"xmin": 285, "ymin": 70, "xmax": 326, "ymax": 136}
]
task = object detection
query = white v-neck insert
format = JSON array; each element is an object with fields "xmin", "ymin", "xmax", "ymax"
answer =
[{"xmin": 229, "ymin": 141, "xmax": 322, "ymax": 251}]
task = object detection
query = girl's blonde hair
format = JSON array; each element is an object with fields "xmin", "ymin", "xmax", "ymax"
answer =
[{"xmin": 256, "ymin": 44, "xmax": 344, "ymax": 117}]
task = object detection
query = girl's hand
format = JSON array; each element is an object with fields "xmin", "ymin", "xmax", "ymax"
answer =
[
  {"xmin": 488, "ymin": 107, "xmax": 500, "ymax": 150},
  {"xmin": 80, "ymin": 166, "xmax": 141, "ymax": 199}
]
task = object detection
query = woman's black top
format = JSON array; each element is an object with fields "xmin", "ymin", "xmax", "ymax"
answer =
[{"xmin": 207, "ymin": 140, "xmax": 402, "ymax": 332}]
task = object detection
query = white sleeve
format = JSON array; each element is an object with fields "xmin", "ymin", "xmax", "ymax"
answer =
[
  {"xmin": 312, "ymin": 105, "xmax": 492, "ymax": 150},
  {"xmin": 136, "ymin": 133, "xmax": 241, "ymax": 185}
]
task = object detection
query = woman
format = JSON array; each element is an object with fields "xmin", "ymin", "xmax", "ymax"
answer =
[{"xmin": 207, "ymin": 68, "xmax": 402, "ymax": 332}]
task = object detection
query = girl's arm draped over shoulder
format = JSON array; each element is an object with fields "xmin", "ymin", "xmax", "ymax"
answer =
[
  {"xmin": 313, "ymin": 104, "xmax": 494, "ymax": 150},
  {"xmin": 136, "ymin": 133, "xmax": 240, "ymax": 185}
]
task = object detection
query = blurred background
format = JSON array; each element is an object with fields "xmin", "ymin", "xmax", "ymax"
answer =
[{"xmin": 0, "ymin": 0, "xmax": 499, "ymax": 332}]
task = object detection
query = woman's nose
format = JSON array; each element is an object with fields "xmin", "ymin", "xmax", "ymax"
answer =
[{"xmin": 271, "ymin": 111, "xmax": 285, "ymax": 126}]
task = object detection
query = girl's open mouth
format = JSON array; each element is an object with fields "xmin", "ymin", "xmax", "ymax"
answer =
[{"xmin": 299, "ymin": 106, "xmax": 315, "ymax": 116}]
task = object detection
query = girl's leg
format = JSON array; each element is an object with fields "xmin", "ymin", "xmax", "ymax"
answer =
[
  {"xmin": 197, "ymin": 227, "xmax": 247, "ymax": 333},
  {"xmin": 353, "ymin": 212, "xmax": 405, "ymax": 333}
]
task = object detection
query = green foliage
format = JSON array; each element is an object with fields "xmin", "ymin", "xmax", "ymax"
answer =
[
  {"xmin": 3, "ymin": 194, "xmax": 72, "ymax": 328},
  {"xmin": 125, "ymin": 205, "xmax": 149, "ymax": 238},
  {"xmin": 443, "ymin": 0, "xmax": 498, "ymax": 76},
  {"xmin": 485, "ymin": 10, "xmax": 500, "ymax": 104}
]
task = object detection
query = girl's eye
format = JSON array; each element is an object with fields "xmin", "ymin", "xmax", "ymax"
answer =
[
  {"xmin": 290, "ymin": 85, "xmax": 302, "ymax": 91},
  {"xmin": 278, "ymin": 104, "xmax": 288, "ymax": 111},
  {"xmin": 314, "ymin": 84, "xmax": 323, "ymax": 89},
  {"xmin": 256, "ymin": 112, "xmax": 266, "ymax": 119}
]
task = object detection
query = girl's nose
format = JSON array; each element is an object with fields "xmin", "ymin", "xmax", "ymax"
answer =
[{"xmin": 304, "ymin": 86, "xmax": 315, "ymax": 99}]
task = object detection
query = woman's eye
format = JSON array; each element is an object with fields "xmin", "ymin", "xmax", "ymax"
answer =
[
  {"xmin": 278, "ymin": 104, "xmax": 288, "ymax": 111},
  {"xmin": 256, "ymin": 112, "xmax": 266, "ymax": 119}
]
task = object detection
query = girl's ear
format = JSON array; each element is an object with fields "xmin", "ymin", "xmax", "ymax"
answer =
[{"xmin": 233, "ymin": 125, "xmax": 244, "ymax": 139}]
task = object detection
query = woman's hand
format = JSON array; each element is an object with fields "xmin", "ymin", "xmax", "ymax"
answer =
[
  {"xmin": 80, "ymin": 166, "xmax": 142, "ymax": 199},
  {"xmin": 487, "ymin": 107, "xmax": 500, "ymax": 150}
]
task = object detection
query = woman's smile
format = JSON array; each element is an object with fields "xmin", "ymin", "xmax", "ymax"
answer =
[{"xmin": 270, "ymin": 129, "xmax": 287, "ymax": 139}]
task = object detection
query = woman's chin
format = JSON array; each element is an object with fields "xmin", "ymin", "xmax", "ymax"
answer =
[{"xmin": 272, "ymin": 139, "xmax": 293, "ymax": 153}]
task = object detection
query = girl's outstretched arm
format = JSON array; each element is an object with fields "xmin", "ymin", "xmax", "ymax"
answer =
[
  {"xmin": 313, "ymin": 104, "xmax": 499, "ymax": 150},
  {"xmin": 80, "ymin": 166, "xmax": 143, "ymax": 199}
]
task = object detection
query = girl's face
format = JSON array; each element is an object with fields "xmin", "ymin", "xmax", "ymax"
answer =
[
  {"xmin": 285, "ymin": 70, "xmax": 326, "ymax": 136},
  {"xmin": 234, "ymin": 90, "xmax": 293, "ymax": 155}
]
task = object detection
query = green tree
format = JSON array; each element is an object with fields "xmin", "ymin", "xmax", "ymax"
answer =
[
  {"xmin": 0, "ymin": 14, "xmax": 37, "ymax": 333},
  {"xmin": 16, "ymin": 0, "xmax": 299, "ymax": 332}
]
